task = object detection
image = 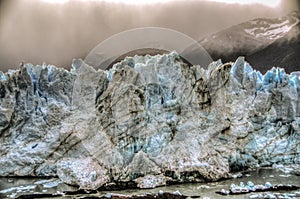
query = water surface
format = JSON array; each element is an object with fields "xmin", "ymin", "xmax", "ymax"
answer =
[{"xmin": 0, "ymin": 167, "xmax": 299, "ymax": 198}]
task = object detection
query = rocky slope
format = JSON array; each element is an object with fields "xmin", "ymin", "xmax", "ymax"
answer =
[{"xmin": 0, "ymin": 52, "xmax": 299, "ymax": 189}]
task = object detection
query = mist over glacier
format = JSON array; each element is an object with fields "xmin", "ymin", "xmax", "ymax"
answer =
[{"xmin": 0, "ymin": 0, "xmax": 299, "ymax": 71}]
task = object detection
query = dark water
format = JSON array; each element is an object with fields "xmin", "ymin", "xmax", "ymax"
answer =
[{"xmin": 0, "ymin": 168, "xmax": 299, "ymax": 199}]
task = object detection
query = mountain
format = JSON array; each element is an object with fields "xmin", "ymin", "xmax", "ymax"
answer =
[{"xmin": 199, "ymin": 11, "xmax": 300, "ymax": 73}]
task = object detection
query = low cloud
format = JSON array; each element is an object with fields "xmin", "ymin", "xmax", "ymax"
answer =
[{"xmin": 0, "ymin": 0, "xmax": 298, "ymax": 71}]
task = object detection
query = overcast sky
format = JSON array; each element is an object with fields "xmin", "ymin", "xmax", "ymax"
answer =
[{"xmin": 0, "ymin": 0, "xmax": 299, "ymax": 71}]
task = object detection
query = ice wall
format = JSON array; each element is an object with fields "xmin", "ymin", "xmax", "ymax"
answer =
[{"xmin": 0, "ymin": 52, "xmax": 299, "ymax": 189}]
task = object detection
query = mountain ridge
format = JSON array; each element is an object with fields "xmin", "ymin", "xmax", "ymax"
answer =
[{"xmin": 199, "ymin": 11, "xmax": 300, "ymax": 73}]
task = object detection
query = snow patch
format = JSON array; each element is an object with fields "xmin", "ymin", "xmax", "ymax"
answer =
[{"xmin": 244, "ymin": 17, "xmax": 299, "ymax": 40}]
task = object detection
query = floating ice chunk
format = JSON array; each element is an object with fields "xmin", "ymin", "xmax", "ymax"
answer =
[
  {"xmin": 0, "ymin": 185, "xmax": 36, "ymax": 193},
  {"xmin": 34, "ymin": 178, "xmax": 62, "ymax": 188}
]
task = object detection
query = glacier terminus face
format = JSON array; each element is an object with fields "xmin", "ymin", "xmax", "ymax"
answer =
[{"xmin": 0, "ymin": 52, "xmax": 299, "ymax": 189}]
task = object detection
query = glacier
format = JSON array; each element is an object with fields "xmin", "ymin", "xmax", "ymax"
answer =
[{"xmin": 0, "ymin": 52, "xmax": 299, "ymax": 189}]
